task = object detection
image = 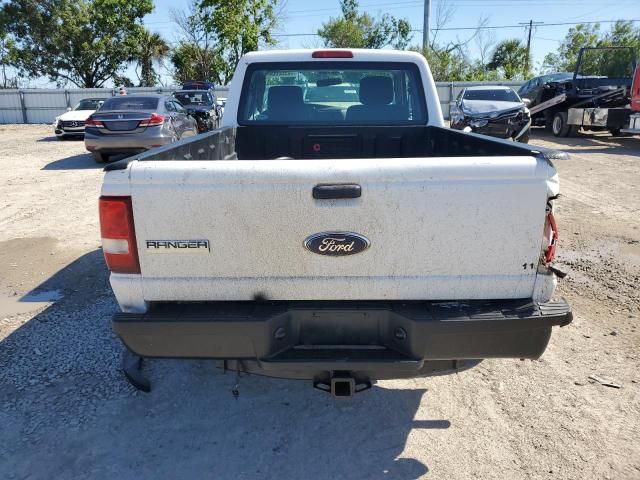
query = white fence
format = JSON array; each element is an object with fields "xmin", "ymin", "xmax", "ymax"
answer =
[
  {"xmin": 0, "ymin": 82, "xmax": 522, "ymax": 124},
  {"xmin": 0, "ymin": 86, "xmax": 231, "ymax": 124}
]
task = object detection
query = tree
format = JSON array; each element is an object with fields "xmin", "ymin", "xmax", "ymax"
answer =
[
  {"xmin": 1, "ymin": 0, "xmax": 153, "ymax": 88},
  {"xmin": 0, "ymin": 11, "xmax": 18, "ymax": 88},
  {"xmin": 170, "ymin": 0, "xmax": 221, "ymax": 85},
  {"xmin": 171, "ymin": 42, "xmax": 223, "ymax": 85},
  {"xmin": 317, "ymin": 0, "xmax": 412, "ymax": 50},
  {"xmin": 541, "ymin": 21, "xmax": 639, "ymax": 75},
  {"xmin": 198, "ymin": 0, "xmax": 282, "ymax": 84},
  {"xmin": 541, "ymin": 23, "xmax": 600, "ymax": 73},
  {"xmin": 0, "ymin": 34, "xmax": 18, "ymax": 88},
  {"xmin": 134, "ymin": 30, "xmax": 169, "ymax": 87},
  {"xmin": 488, "ymin": 39, "xmax": 528, "ymax": 80},
  {"xmin": 414, "ymin": 1, "xmax": 494, "ymax": 82}
]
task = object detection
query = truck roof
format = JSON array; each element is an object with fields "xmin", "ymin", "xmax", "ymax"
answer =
[{"xmin": 239, "ymin": 49, "xmax": 426, "ymax": 64}]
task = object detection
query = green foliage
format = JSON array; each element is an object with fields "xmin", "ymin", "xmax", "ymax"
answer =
[
  {"xmin": 414, "ymin": 46, "xmax": 502, "ymax": 82},
  {"xmin": 487, "ymin": 39, "xmax": 528, "ymax": 80},
  {"xmin": 198, "ymin": 0, "xmax": 279, "ymax": 84},
  {"xmin": 171, "ymin": 42, "xmax": 224, "ymax": 85},
  {"xmin": 318, "ymin": 0, "xmax": 412, "ymax": 49},
  {"xmin": 134, "ymin": 30, "xmax": 169, "ymax": 87},
  {"xmin": 1, "ymin": 0, "xmax": 153, "ymax": 87},
  {"xmin": 541, "ymin": 23, "xmax": 600, "ymax": 73},
  {"xmin": 0, "ymin": 12, "xmax": 19, "ymax": 88},
  {"xmin": 541, "ymin": 21, "xmax": 639, "ymax": 75}
]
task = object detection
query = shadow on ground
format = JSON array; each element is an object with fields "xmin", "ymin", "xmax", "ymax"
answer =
[
  {"xmin": 530, "ymin": 128, "xmax": 640, "ymax": 156},
  {"xmin": 0, "ymin": 250, "xmax": 444, "ymax": 479},
  {"xmin": 43, "ymin": 151, "xmax": 130, "ymax": 170},
  {"xmin": 41, "ymin": 151, "xmax": 113, "ymax": 170}
]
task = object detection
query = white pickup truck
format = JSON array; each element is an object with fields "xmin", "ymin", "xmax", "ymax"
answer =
[{"xmin": 100, "ymin": 49, "xmax": 572, "ymax": 397}]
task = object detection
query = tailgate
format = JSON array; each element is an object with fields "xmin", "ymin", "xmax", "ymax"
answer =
[{"xmin": 128, "ymin": 156, "xmax": 556, "ymax": 301}]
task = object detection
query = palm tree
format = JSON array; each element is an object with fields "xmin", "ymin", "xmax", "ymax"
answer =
[
  {"xmin": 488, "ymin": 39, "xmax": 528, "ymax": 80},
  {"xmin": 135, "ymin": 30, "xmax": 169, "ymax": 87}
]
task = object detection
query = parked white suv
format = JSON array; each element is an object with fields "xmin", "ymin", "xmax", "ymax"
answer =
[{"xmin": 99, "ymin": 49, "xmax": 572, "ymax": 397}]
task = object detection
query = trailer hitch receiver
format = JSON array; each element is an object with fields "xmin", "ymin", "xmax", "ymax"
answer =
[{"xmin": 313, "ymin": 371, "xmax": 372, "ymax": 398}]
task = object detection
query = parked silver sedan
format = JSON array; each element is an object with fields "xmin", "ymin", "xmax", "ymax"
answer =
[{"xmin": 84, "ymin": 95, "xmax": 198, "ymax": 162}]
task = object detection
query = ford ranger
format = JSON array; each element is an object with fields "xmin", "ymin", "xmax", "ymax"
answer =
[{"xmin": 100, "ymin": 49, "xmax": 572, "ymax": 397}]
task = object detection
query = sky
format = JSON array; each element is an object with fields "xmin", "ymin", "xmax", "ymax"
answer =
[
  {"xmin": 142, "ymin": 0, "xmax": 639, "ymax": 85},
  {"xmin": 18, "ymin": 0, "xmax": 640, "ymax": 87}
]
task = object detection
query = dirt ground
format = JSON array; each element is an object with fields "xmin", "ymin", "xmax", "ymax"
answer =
[{"xmin": 0, "ymin": 124, "xmax": 639, "ymax": 480}]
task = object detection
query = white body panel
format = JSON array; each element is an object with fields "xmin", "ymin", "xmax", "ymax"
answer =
[
  {"xmin": 102, "ymin": 49, "xmax": 560, "ymax": 312},
  {"xmin": 107, "ymin": 156, "xmax": 557, "ymax": 304},
  {"xmin": 56, "ymin": 109, "xmax": 96, "ymax": 122}
]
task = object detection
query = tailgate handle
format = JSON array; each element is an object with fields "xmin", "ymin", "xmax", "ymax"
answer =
[{"xmin": 313, "ymin": 184, "xmax": 361, "ymax": 200}]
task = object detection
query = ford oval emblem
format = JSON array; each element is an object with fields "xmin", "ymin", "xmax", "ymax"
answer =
[{"xmin": 304, "ymin": 231, "xmax": 370, "ymax": 256}]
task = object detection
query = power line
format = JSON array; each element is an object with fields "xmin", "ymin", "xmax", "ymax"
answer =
[
  {"xmin": 270, "ymin": 19, "xmax": 639, "ymax": 37},
  {"xmin": 520, "ymin": 20, "xmax": 544, "ymax": 74}
]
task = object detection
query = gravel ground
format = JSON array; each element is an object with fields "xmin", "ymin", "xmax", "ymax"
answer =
[{"xmin": 0, "ymin": 124, "xmax": 639, "ymax": 480}]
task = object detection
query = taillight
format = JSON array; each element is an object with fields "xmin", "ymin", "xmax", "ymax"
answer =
[
  {"xmin": 99, "ymin": 196, "xmax": 140, "ymax": 274},
  {"xmin": 544, "ymin": 210, "xmax": 558, "ymax": 264},
  {"xmin": 312, "ymin": 50, "xmax": 353, "ymax": 58},
  {"xmin": 139, "ymin": 113, "xmax": 165, "ymax": 127},
  {"xmin": 86, "ymin": 116, "xmax": 104, "ymax": 127}
]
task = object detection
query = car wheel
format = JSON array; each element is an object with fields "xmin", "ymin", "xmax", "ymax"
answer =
[
  {"xmin": 93, "ymin": 152, "xmax": 109, "ymax": 163},
  {"xmin": 552, "ymin": 112, "xmax": 572, "ymax": 137},
  {"xmin": 610, "ymin": 128, "xmax": 622, "ymax": 137}
]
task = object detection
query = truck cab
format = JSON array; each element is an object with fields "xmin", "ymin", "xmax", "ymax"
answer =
[{"xmin": 100, "ymin": 49, "xmax": 571, "ymax": 397}]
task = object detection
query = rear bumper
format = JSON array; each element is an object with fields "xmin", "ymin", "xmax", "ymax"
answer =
[
  {"xmin": 84, "ymin": 127, "xmax": 172, "ymax": 153},
  {"xmin": 113, "ymin": 298, "xmax": 572, "ymax": 380}
]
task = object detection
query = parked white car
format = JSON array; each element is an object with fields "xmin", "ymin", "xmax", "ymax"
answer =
[{"xmin": 54, "ymin": 98, "xmax": 106, "ymax": 139}]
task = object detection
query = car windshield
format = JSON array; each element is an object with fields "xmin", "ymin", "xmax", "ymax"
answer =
[
  {"xmin": 100, "ymin": 97, "xmax": 159, "ymax": 111},
  {"xmin": 239, "ymin": 61, "xmax": 427, "ymax": 125},
  {"xmin": 174, "ymin": 92, "xmax": 213, "ymax": 106},
  {"xmin": 541, "ymin": 73, "xmax": 573, "ymax": 83},
  {"xmin": 463, "ymin": 89, "xmax": 520, "ymax": 102},
  {"xmin": 75, "ymin": 99, "xmax": 104, "ymax": 110}
]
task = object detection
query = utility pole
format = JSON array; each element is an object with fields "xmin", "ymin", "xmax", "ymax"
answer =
[
  {"xmin": 520, "ymin": 20, "xmax": 543, "ymax": 75},
  {"xmin": 423, "ymin": 0, "xmax": 431, "ymax": 50}
]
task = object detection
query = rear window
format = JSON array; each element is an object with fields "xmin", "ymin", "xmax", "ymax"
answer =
[
  {"xmin": 238, "ymin": 61, "xmax": 427, "ymax": 125},
  {"xmin": 100, "ymin": 97, "xmax": 159, "ymax": 111},
  {"xmin": 304, "ymin": 84, "xmax": 360, "ymax": 103},
  {"xmin": 463, "ymin": 89, "xmax": 520, "ymax": 102}
]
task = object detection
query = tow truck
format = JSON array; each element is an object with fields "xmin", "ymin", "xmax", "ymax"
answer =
[{"xmin": 524, "ymin": 47, "xmax": 636, "ymax": 137}]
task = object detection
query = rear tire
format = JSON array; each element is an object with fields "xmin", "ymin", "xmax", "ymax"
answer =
[
  {"xmin": 93, "ymin": 152, "xmax": 109, "ymax": 163},
  {"xmin": 552, "ymin": 112, "xmax": 572, "ymax": 137}
]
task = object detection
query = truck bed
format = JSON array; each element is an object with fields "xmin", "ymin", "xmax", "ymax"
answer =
[{"xmin": 106, "ymin": 125, "xmax": 562, "ymax": 167}]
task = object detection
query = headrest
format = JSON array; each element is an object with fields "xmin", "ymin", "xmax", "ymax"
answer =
[
  {"xmin": 268, "ymin": 86, "xmax": 304, "ymax": 110},
  {"xmin": 359, "ymin": 76, "xmax": 394, "ymax": 105}
]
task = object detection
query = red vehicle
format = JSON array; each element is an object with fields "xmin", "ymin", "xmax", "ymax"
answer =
[
  {"xmin": 630, "ymin": 64, "xmax": 640, "ymax": 112},
  {"xmin": 622, "ymin": 64, "xmax": 640, "ymax": 133}
]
